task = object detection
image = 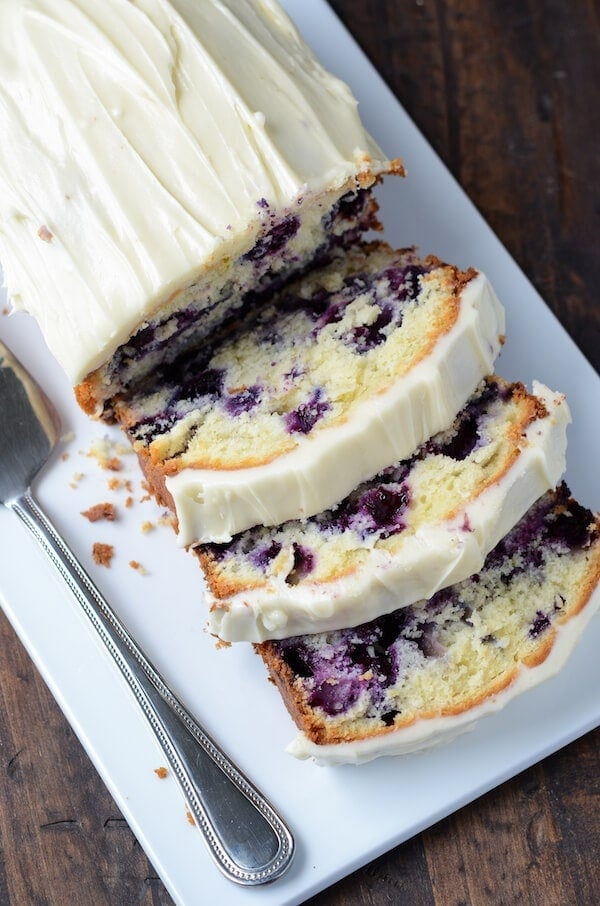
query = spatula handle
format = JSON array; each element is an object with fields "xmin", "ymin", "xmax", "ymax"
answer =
[{"xmin": 9, "ymin": 490, "xmax": 294, "ymax": 886}]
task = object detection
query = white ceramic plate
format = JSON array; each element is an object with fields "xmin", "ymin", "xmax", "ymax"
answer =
[{"xmin": 0, "ymin": 3, "xmax": 598, "ymax": 904}]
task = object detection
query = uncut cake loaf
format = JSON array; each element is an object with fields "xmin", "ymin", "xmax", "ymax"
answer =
[
  {"xmin": 258, "ymin": 485, "xmax": 600, "ymax": 764},
  {"xmin": 202, "ymin": 378, "xmax": 569, "ymax": 641},
  {"xmin": 115, "ymin": 243, "xmax": 504, "ymax": 544},
  {"xmin": 0, "ymin": 0, "xmax": 400, "ymax": 416}
]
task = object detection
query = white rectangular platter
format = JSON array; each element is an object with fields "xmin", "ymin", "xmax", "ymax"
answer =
[{"xmin": 0, "ymin": 3, "xmax": 598, "ymax": 904}]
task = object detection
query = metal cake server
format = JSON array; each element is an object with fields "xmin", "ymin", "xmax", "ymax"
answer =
[{"xmin": 0, "ymin": 339, "xmax": 294, "ymax": 886}]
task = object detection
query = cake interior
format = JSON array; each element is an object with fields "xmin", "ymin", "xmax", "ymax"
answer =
[
  {"xmin": 113, "ymin": 244, "xmax": 463, "ymax": 477},
  {"xmin": 258, "ymin": 485, "xmax": 600, "ymax": 746},
  {"xmin": 82, "ymin": 188, "xmax": 381, "ymax": 417},
  {"xmin": 201, "ymin": 377, "xmax": 535, "ymax": 594}
]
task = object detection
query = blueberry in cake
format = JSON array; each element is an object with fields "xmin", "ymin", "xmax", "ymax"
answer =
[
  {"xmin": 0, "ymin": 0, "xmax": 401, "ymax": 416},
  {"xmin": 114, "ymin": 243, "xmax": 505, "ymax": 544},
  {"xmin": 258, "ymin": 485, "xmax": 600, "ymax": 764},
  {"xmin": 202, "ymin": 378, "xmax": 569, "ymax": 641}
]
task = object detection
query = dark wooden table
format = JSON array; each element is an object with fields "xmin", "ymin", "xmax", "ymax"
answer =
[{"xmin": 1, "ymin": 2, "xmax": 599, "ymax": 903}]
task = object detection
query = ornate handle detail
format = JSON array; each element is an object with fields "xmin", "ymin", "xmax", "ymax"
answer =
[{"xmin": 9, "ymin": 490, "xmax": 294, "ymax": 885}]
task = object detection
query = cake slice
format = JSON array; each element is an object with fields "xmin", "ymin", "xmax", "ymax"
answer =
[
  {"xmin": 115, "ymin": 243, "xmax": 505, "ymax": 545},
  {"xmin": 258, "ymin": 485, "xmax": 600, "ymax": 764},
  {"xmin": 202, "ymin": 378, "xmax": 569, "ymax": 640},
  {"xmin": 0, "ymin": 0, "xmax": 399, "ymax": 416}
]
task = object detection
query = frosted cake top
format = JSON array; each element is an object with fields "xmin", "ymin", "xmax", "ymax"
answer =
[{"xmin": 0, "ymin": 0, "xmax": 391, "ymax": 383}]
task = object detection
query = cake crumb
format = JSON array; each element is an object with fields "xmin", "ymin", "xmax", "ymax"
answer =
[
  {"xmin": 2, "ymin": 307, "xmax": 9, "ymax": 316},
  {"xmin": 88, "ymin": 437, "xmax": 123, "ymax": 472},
  {"xmin": 92, "ymin": 542, "xmax": 114, "ymax": 567},
  {"xmin": 81, "ymin": 502, "xmax": 117, "ymax": 523},
  {"xmin": 154, "ymin": 766, "xmax": 168, "ymax": 779},
  {"xmin": 158, "ymin": 513, "xmax": 177, "ymax": 529},
  {"xmin": 107, "ymin": 477, "xmax": 133, "ymax": 492},
  {"xmin": 129, "ymin": 560, "xmax": 149, "ymax": 575},
  {"xmin": 141, "ymin": 520, "xmax": 154, "ymax": 534},
  {"xmin": 186, "ymin": 810, "xmax": 196, "ymax": 826},
  {"xmin": 37, "ymin": 224, "xmax": 53, "ymax": 242},
  {"xmin": 125, "ymin": 495, "xmax": 134, "ymax": 509},
  {"xmin": 61, "ymin": 452, "xmax": 70, "ymax": 462},
  {"xmin": 69, "ymin": 472, "xmax": 85, "ymax": 489}
]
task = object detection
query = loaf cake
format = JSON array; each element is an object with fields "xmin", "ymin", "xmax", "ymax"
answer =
[
  {"xmin": 258, "ymin": 485, "xmax": 600, "ymax": 764},
  {"xmin": 2, "ymin": 1, "xmax": 595, "ymax": 775},
  {"xmin": 115, "ymin": 243, "xmax": 505, "ymax": 544},
  {"xmin": 203, "ymin": 378, "xmax": 569, "ymax": 641},
  {"xmin": 0, "ymin": 0, "xmax": 400, "ymax": 416}
]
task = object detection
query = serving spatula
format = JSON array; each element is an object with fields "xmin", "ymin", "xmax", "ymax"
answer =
[{"xmin": 0, "ymin": 338, "xmax": 294, "ymax": 886}]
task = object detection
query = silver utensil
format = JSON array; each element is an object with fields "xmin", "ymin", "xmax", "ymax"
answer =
[{"xmin": 0, "ymin": 339, "xmax": 294, "ymax": 886}]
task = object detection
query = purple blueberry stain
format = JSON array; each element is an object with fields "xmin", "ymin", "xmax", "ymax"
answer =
[
  {"xmin": 485, "ymin": 483, "xmax": 596, "ymax": 578},
  {"xmin": 172, "ymin": 367, "xmax": 225, "ymax": 405},
  {"xmin": 545, "ymin": 497, "xmax": 595, "ymax": 550},
  {"xmin": 224, "ymin": 384, "xmax": 262, "ymax": 416},
  {"xmin": 285, "ymin": 388, "xmax": 331, "ymax": 435},
  {"xmin": 274, "ymin": 610, "xmax": 425, "ymax": 719},
  {"xmin": 309, "ymin": 676, "xmax": 364, "ymax": 716},
  {"xmin": 384, "ymin": 264, "xmax": 425, "ymax": 300},
  {"xmin": 415, "ymin": 622, "xmax": 446, "ymax": 658},
  {"xmin": 425, "ymin": 381, "xmax": 502, "ymax": 461},
  {"xmin": 346, "ymin": 303, "xmax": 395, "ymax": 353},
  {"xmin": 356, "ymin": 484, "xmax": 410, "ymax": 538},
  {"xmin": 176, "ymin": 307, "xmax": 199, "ymax": 332},
  {"xmin": 312, "ymin": 299, "xmax": 347, "ymax": 333},
  {"xmin": 126, "ymin": 323, "xmax": 156, "ymax": 353},
  {"xmin": 285, "ymin": 543, "xmax": 316, "ymax": 586},
  {"xmin": 380, "ymin": 710, "xmax": 400, "ymax": 727},
  {"xmin": 249, "ymin": 540, "xmax": 282, "ymax": 571},
  {"xmin": 313, "ymin": 463, "xmax": 411, "ymax": 541},
  {"xmin": 529, "ymin": 611, "xmax": 551, "ymax": 638},
  {"xmin": 243, "ymin": 215, "xmax": 300, "ymax": 262}
]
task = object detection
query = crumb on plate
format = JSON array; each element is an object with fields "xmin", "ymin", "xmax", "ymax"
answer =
[
  {"xmin": 81, "ymin": 502, "xmax": 117, "ymax": 523},
  {"xmin": 92, "ymin": 542, "xmax": 114, "ymax": 567},
  {"xmin": 129, "ymin": 560, "xmax": 149, "ymax": 575}
]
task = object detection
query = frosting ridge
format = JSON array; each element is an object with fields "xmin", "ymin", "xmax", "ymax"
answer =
[{"xmin": 0, "ymin": 0, "xmax": 390, "ymax": 383}]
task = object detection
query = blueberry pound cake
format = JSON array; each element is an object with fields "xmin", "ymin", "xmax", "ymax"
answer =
[
  {"xmin": 203, "ymin": 378, "xmax": 569, "ymax": 641},
  {"xmin": 115, "ymin": 243, "xmax": 505, "ymax": 545},
  {"xmin": 0, "ymin": 0, "xmax": 400, "ymax": 414},
  {"xmin": 258, "ymin": 485, "xmax": 600, "ymax": 765}
]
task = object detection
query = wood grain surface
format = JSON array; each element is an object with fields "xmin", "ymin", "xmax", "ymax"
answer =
[{"xmin": 1, "ymin": 1, "xmax": 599, "ymax": 904}]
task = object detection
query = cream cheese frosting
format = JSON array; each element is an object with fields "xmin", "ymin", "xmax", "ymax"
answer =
[
  {"xmin": 208, "ymin": 383, "xmax": 570, "ymax": 641},
  {"xmin": 286, "ymin": 586, "xmax": 600, "ymax": 765},
  {"xmin": 0, "ymin": 0, "xmax": 390, "ymax": 384},
  {"xmin": 166, "ymin": 270, "xmax": 505, "ymax": 545}
]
